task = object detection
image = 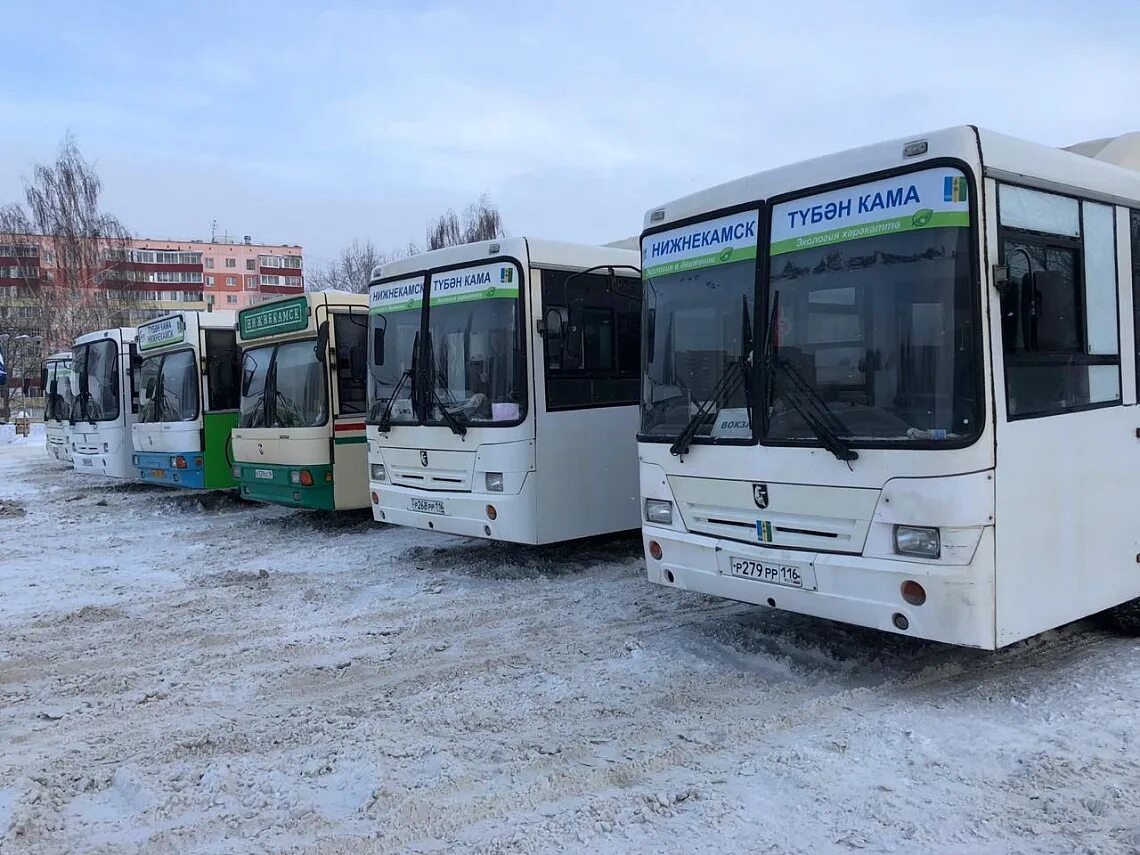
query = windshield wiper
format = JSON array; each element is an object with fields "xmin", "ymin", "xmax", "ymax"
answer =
[
  {"xmin": 762, "ymin": 291, "xmax": 857, "ymax": 464},
  {"xmin": 374, "ymin": 369, "xmax": 412, "ymax": 432},
  {"xmin": 429, "ymin": 386, "xmax": 468, "ymax": 436},
  {"xmin": 669, "ymin": 295, "xmax": 753, "ymax": 459},
  {"xmin": 420, "ymin": 333, "xmax": 468, "ymax": 437}
]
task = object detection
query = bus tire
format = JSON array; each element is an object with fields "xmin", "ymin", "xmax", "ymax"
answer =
[{"xmin": 1107, "ymin": 598, "xmax": 1140, "ymax": 635}]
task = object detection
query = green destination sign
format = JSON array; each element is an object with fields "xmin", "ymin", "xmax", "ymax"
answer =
[{"xmin": 239, "ymin": 296, "xmax": 309, "ymax": 339}]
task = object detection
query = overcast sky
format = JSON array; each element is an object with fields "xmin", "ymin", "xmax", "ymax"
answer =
[{"xmin": 1, "ymin": 1, "xmax": 1138, "ymax": 268}]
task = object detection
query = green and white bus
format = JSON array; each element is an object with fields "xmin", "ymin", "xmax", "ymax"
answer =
[
  {"xmin": 131, "ymin": 310, "xmax": 242, "ymax": 490},
  {"xmin": 233, "ymin": 291, "xmax": 370, "ymax": 510}
]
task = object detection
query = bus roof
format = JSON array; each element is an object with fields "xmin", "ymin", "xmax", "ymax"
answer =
[
  {"xmin": 44, "ymin": 351, "xmax": 71, "ymax": 363},
  {"xmin": 371, "ymin": 237, "xmax": 640, "ymax": 284},
  {"xmin": 643, "ymin": 125, "xmax": 1140, "ymax": 231},
  {"xmin": 74, "ymin": 327, "xmax": 136, "ymax": 347},
  {"xmin": 140, "ymin": 309, "xmax": 237, "ymax": 332}
]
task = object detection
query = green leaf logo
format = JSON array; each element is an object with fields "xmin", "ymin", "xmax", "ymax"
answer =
[
  {"xmin": 718, "ymin": 247, "xmax": 734, "ymax": 263},
  {"xmin": 912, "ymin": 208, "xmax": 934, "ymax": 228}
]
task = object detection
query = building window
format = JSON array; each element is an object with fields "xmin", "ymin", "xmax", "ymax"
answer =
[
  {"xmin": 225, "ymin": 257, "xmax": 236, "ymax": 268},
  {"xmin": 246, "ymin": 259, "xmax": 256, "ymax": 271},
  {"xmin": 998, "ymin": 184, "xmax": 1121, "ymax": 419},
  {"xmin": 226, "ymin": 295, "xmax": 238, "ymax": 305},
  {"xmin": 206, "ymin": 295, "xmax": 215, "ymax": 306},
  {"xmin": 205, "ymin": 257, "xmax": 214, "ymax": 269},
  {"xmin": 226, "ymin": 276, "xmax": 237, "ymax": 286},
  {"xmin": 207, "ymin": 276, "xmax": 215, "ymax": 286},
  {"xmin": 247, "ymin": 276, "xmax": 259, "ymax": 288},
  {"xmin": 284, "ymin": 255, "xmax": 302, "ymax": 269}
]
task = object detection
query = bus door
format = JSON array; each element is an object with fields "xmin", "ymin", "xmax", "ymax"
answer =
[
  {"xmin": 331, "ymin": 311, "xmax": 369, "ymax": 507},
  {"xmin": 990, "ymin": 182, "xmax": 1135, "ymax": 643},
  {"xmin": 534, "ymin": 267, "xmax": 642, "ymax": 541},
  {"xmin": 202, "ymin": 327, "xmax": 242, "ymax": 488}
]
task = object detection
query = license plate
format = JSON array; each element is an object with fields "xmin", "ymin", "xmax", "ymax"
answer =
[
  {"xmin": 254, "ymin": 469, "xmax": 274, "ymax": 480},
  {"xmin": 151, "ymin": 469, "xmax": 166, "ymax": 478},
  {"xmin": 410, "ymin": 497, "xmax": 445, "ymax": 515},
  {"xmin": 729, "ymin": 557, "xmax": 806, "ymax": 588},
  {"xmin": 82, "ymin": 458, "xmax": 93, "ymax": 467}
]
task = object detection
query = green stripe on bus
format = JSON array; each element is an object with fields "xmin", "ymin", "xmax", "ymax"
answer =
[{"xmin": 334, "ymin": 435, "xmax": 367, "ymax": 445}]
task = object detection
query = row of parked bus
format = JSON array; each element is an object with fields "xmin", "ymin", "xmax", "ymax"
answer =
[{"xmin": 35, "ymin": 125, "xmax": 1140, "ymax": 651}]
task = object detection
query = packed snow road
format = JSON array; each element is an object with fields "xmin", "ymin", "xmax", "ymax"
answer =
[{"xmin": 3, "ymin": 442, "xmax": 1140, "ymax": 854}]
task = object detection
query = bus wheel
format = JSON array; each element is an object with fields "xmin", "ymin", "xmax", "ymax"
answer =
[{"xmin": 1107, "ymin": 598, "xmax": 1140, "ymax": 635}]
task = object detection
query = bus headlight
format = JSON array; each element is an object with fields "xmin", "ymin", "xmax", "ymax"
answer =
[
  {"xmin": 894, "ymin": 525, "xmax": 941, "ymax": 559},
  {"xmin": 645, "ymin": 499, "xmax": 673, "ymax": 525},
  {"xmin": 232, "ymin": 465, "xmax": 241, "ymax": 479},
  {"xmin": 290, "ymin": 470, "xmax": 300, "ymax": 484},
  {"xmin": 485, "ymin": 472, "xmax": 504, "ymax": 492},
  {"xmin": 371, "ymin": 463, "xmax": 386, "ymax": 482}
]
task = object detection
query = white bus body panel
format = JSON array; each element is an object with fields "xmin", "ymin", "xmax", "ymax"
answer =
[
  {"xmin": 133, "ymin": 421, "xmax": 202, "ymax": 455},
  {"xmin": 72, "ymin": 328, "xmax": 139, "ymax": 481},
  {"xmin": 232, "ymin": 426, "xmax": 329, "ymax": 467},
  {"xmin": 45, "ymin": 422, "xmax": 71, "ymax": 463}
]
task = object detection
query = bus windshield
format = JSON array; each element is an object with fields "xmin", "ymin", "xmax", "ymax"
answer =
[
  {"xmin": 425, "ymin": 295, "xmax": 524, "ymax": 426},
  {"xmin": 44, "ymin": 361, "xmax": 74, "ymax": 422},
  {"xmin": 139, "ymin": 350, "xmax": 199, "ymax": 423},
  {"xmin": 239, "ymin": 339, "xmax": 327, "ymax": 428},
  {"xmin": 367, "ymin": 305, "xmax": 421, "ymax": 426},
  {"xmin": 73, "ymin": 339, "xmax": 120, "ymax": 423},
  {"xmin": 641, "ymin": 211, "xmax": 759, "ymax": 441},
  {"xmin": 764, "ymin": 171, "xmax": 979, "ymax": 444}
]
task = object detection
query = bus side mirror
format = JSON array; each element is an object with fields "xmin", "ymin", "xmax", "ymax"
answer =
[
  {"xmin": 646, "ymin": 308, "xmax": 656, "ymax": 365},
  {"xmin": 372, "ymin": 327, "xmax": 385, "ymax": 367},
  {"xmin": 315, "ymin": 323, "xmax": 330, "ymax": 362}
]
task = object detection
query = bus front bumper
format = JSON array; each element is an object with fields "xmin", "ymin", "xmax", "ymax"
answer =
[
  {"xmin": 134, "ymin": 451, "xmax": 206, "ymax": 489},
  {"xmin": 235, "ymin": 461, "xmax": 335, "ymax": 510},
  {"xmin": 643, "ymin": 525, "xmax": 996, "ymax": 649},
  {"xmin": 370, "ymin": 478, "xmax": 537, "ymax": 544}
]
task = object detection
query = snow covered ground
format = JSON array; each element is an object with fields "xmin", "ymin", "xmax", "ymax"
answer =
[{"xmin": 3, "ymin": 442, "xmax": 1140, "ymax": 854}]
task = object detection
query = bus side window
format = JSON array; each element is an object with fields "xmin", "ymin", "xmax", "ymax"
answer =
[
  {"xmin": 997, "ymin": 184, "xmax": 1121, "ymax": 419},
  {"xmin": 205, "ymin": 329, "xmax": 241, "ymax": 411},
  {"xmin": 540, "ymin": 268, "xmax": 641, "ymax": 411},
  {"xmin": 333, "ymin": 313, "xmax": 367, "ymax": 415}
]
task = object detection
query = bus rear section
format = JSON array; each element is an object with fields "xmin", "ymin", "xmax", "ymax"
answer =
[
  {"xmin": 639, "ymin": 126, "xmax": 1140, "ymax": 649},
  {"xmin": 232, "ymin": 292, "xmax": 370, "ymax": 511},
  {"xmin": 132, "ymin": 311, "xmax": 242, "ymax": 490},
  {"xmin": 71, "ymin": 327, "xmax": 140, "ymax": 480},
  {"xmin": 366, "ymin": 238, "xmax": 642, "ymax": 544},
  {"xmin": 42, "ymin": 352, "xmax": 74, "ymax": 463}
]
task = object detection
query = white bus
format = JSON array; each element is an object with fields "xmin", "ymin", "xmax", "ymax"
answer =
[
  {"xmin": 366, "ymin": 238, "xmax": 642, "ymax": 544},
  {"xmin": 639, "ymin": 126, "xmax": 1140, "ymax": 649},
  {"xmin": 132, "ymin": 310, "xmax": 242, "ymax": 490},
  {"xmin": 41, "ymin": 352, "xmax": 75, "ymax": 463},
  {"xmin": 71, "ymin": 327, "xmax": 140, "ymax": 479}
]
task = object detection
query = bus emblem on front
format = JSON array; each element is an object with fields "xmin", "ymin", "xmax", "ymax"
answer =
[
  {"xmin": 420, "ymin": 451, "xmax": 429, "ymax": 467},
  {"xmin": 753, "ymin": 484, "xmax": 769, "ymax": 509}
]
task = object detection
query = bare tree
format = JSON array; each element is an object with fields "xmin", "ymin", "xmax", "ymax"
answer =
[
  {"xmin": 308, "ymin": 239, "xmax": 384, "ymax": 294},
  {"xmin": 426, "ymin": 193, "xmax": 505, "ymax": 250},
  {"xmin": 1, "ymin": 135, "xmax": 139, "ymax": 353}
]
